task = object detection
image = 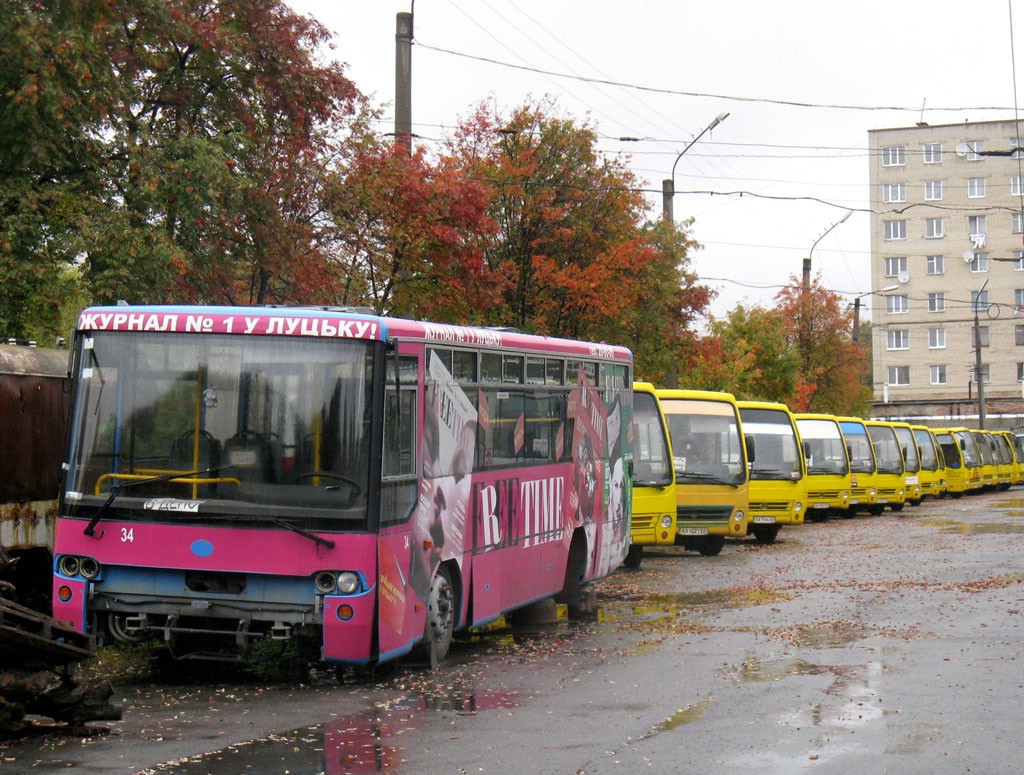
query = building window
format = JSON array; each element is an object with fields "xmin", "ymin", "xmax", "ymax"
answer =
[
  {"xmin": 923, "ymin": 143, "xmax": 942, "ymax": 163},
  {"xmin": 1014, "ymin": 212, "xmax": 1024, "ymax": 234},
  {"xmin": 1014, "ymin": 138, "xmax": 1024, "ymax": 159},
  {"xmin": 884, "ymin": 220, "xmax": 907, "ymax": 241},
  {"xmin": 1013, "ymin": 176, "xmax": 1024, "ymax": 196},
  {"xmin": 1018, "ymin": 363, "xmax": 1024, "ymax": 381},
  {"xmin": 927, "ymin": 292, "xmax": 945, "ymax": 312},
  {"xmin": 972, "ymin": 364, "xmax": 991, "ymax": 384},
  {"xmin": 925, "ymin": 218, "xmax": 944, "ymax": 238},
  {"xmin": 969, "ymin": 253, "xmax": 989, "ymax": 272},
  {"xmin": 964, "ymin": 140, "xmax": 984, "ymax": 160},
  {"xmin": 924, "ymin": 180, "xmax": 944, "ymax": 200},
  {"xmin": 1015, "ymin": 289, "xmax": 1024, "ymax": 308},
  {"xmin": 967, "ymin": 178, "xmax": 987, "ymax": 198},
  {"xmin": 882, "ymin": 146, "xmax": 906, "ymax": 166},
  {"xmin": 972, "ymin": 290, "xmax": 990, "ymax": 312},
  {"xmin": 1016, "ymin": 324, "xmax": 1024, "ymax": 345},
  {"xmin": 887, "ymin": 329, "xmax": 910, "ymax": 350},
  {"xmin": 926, "ymin": 255, "xmax": 945, "ymax": 275},
  {"xmin": 887, "ymin": 295, "xmax": 909, "ymax": 314},
  {"xmin": 882, "ymin": 182, "xmax": 906, "ymax": 203},
  {"xmin": 888, "ymin": 366, "xmax": 910, "ymax": 385},
  {"xmin": 1015, "ymin": 250, "xmax": 1024, "ymax": 271},
  {"xmin": 884, "ymin": 257, "xmax": 908, "ymax": 278},
  {"xmin": 930, "ymin": 365, "xmax": 947, "ymax": 385},
  {"xmin": 968, "ymin": 215, "xmax": 987, "ymax": 247},
  {"xmin": 971, "ymin": 325, "xmax": 990, "ymax": 347},
  {"xmin": 928, "ymin": 328, "xmax": 946, "ymax": 348}
]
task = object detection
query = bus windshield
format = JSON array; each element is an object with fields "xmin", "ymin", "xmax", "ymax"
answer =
[
  {"xmin": 661, "ymin": 398, "xmax": 746, "ymax": 486},
  {"xmin": 797, "ymin": 419, "xmax": 850, "ymax": 475},
  {"xmin": 632, "ymin": 391, "xmax": 672, "ymax": 487},
  {"xmin": 741, "ymin": 408, "xmax": 802, "ymax": 481},
  {"xmin": 65, "ymin": 331, "xmax": 374, "ymax": 531},
  {"xmin": 842, "ymin": 429, "xmax": 876, "ymax": 474}
]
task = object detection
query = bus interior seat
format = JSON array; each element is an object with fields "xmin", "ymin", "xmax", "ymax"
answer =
[
  {"xmin": 223, "ymin": 429, "xmax": 276, "ymax": 483},
  {"xmin": 169, "ymin": 428, "xmax": 222, "ymax": 472}
]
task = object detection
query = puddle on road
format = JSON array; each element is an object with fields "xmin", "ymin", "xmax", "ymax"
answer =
[
  {"xmin": 140, "ymin": 684, "xmax": 522, "ymax": 775},
  {"xmin": 732, "ymin": 655, "xmax": 838, "ymax": 683},
  {"xmin": 927, "ymin": 518, "xmax": 1024, "ymax": 535},
  {"xmin": 635, "ymin": 694, "xmax": 716, "ymax": 741}
]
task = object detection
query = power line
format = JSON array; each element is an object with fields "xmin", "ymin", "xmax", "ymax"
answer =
[{"xmin": 415, "ymin": 40, "xmax": 1020, "ymax": 114}]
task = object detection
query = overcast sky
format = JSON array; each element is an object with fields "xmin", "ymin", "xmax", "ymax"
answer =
[{"xmin": 287, "ymin": 0, "xmax": 1024, "ymax": 321}]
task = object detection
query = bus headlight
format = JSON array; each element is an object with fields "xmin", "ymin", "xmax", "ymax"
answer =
[
  {"xmin": 314, "ymin": 571, "xmax": 337, "ymax": 594},
  {"xmin": 58, "ymin": 555, "xmax": 80, "ymax": 577},
  {"xmin": 660, "ymin": 515, "xmax": 673, "ymax": 529},
  {"xmin": 337, "ymin": 571, "xmax": 360, "ymax": 594},
  {"xmin": 733, "ymin": 510, "xmax": 745, "ymax": 522},
  {"xmin": 79, "ymin": 557, "xmax": 101, "ymax": 579},
  {"xmin": 794, "ymin": 501, "xmax": 803, "ymax": 513}
]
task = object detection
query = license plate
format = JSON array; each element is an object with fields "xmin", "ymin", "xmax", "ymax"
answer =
[
  {"xmin": 877, "ymin": 497, "xmax": 889, "ymax": 503},
  {"xmin": 678, "ymin": 527, "xmax": 708, "ymax": 536},
  {"xmin": 812, "ymin": 502, "xmax": 829, "ymax": 509},
  {"xmin": 753, "ymin": 516, "xmax": 775, "ymax": 524}
]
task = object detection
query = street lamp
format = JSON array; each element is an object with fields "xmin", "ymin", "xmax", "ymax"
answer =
[
  {"xmin": 804, "ymin": 210, "xmax": 854, "ymax": 290},
  {"xmin": 661, "ymin": 112, "xmax": 729, "ymax": 222},
  {"xmin": 851, "ymin": 285, "xmax": 899, "ymax": 341}
]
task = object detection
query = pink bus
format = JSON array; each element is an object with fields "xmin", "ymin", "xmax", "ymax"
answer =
[{"xmin": 52, "ymin": 306, "xmax": 633, "ymax": 667}]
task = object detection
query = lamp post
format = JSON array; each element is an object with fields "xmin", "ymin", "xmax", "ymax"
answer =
[
  {"xmin": 804, "ymin": 210, "xmax": 854, "ymax": 290},
  {"xmin": 661, "ymin": 112, "xmax": 729, "ymax": 222},
  {"xmin": 852, "ymin": 285, "xmax": 899, "ymax": 341}
]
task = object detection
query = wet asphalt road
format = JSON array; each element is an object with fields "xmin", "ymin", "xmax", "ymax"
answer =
[{"xmin": 5, "ymin": 488, "xmax": 1024, "ymax": 774}]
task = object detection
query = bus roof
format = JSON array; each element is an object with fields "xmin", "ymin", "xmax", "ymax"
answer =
[{"xmin": 75, "ymin": 305, "xmax": 633, "ymax": 362}]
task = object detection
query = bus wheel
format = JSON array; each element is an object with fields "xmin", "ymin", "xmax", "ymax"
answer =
[
  {"xmin": 868, "ymin": 504, "xmax": 885, "ymax": 516},
  {"xmin": 751, "ymin": 525, "xmax": 780, "ymax": 545},
  {"xmin": 424, "ymin": 565, "xmax": 455, "ymax": 667},
  {"xmin": 698, "ymin": 536, "xmax": 725, "ymax": 557},
  {"xmin": 623, "ymin": 544, "xmax": 643, "ymax": 569},
  {"xmin": 891, "ymin": 503, "xmax": 905, "ymax": 513},
  {"xmin": 556, "ymin": 531, "xmax": 593, "ymax": 619}
]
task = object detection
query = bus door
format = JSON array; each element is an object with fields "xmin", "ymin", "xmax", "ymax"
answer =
[{"xmin": 375, "ymin": 342, "xmax": 430, "ymax": 662}]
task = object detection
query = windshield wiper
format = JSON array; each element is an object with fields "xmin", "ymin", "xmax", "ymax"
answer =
[
  {"xmin": 751, "ymin": 467, "xmax": 788, "ymax": 477},
  {"xmin": 268, "ymin": 518, "xmax": 336, "ymax": 550},
  {"xmin": 83, "ymin": 465, "xmax": 233, "ymax": 537}
]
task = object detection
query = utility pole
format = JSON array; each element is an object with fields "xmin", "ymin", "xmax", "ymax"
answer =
[
  {"xmin": 395, "ymin": 11, "xmax": 413, "ymax": 154},
  {"xmin": 974, "ymin": 291, "xmax": 987, "ymax": 430}
]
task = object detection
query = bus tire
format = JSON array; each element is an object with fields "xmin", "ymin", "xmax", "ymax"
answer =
[
  {"xmin": 751, "ymin": 525, "xmax": 780, "ymax": 544},
  {"xmin": 424, "ymin": 564, "xmax": 455, "ymax": 667},
  {"xmin": 891, "ymin": 503, "xmax": 905, "ymax": 513},
  {"xmin": 555, "ymin": 530, "xmax": 588, "ymax": 614},
  {"xmin": 623, "ymin": 544, "xmax": 643, "ymax": 569},
  {"xmin": 698, "ymin": 535, "xmax": 725, "ymax": 557},
  {"xmin": 868, "ymin": 504, "xmax": 885, "ymax": 516}
]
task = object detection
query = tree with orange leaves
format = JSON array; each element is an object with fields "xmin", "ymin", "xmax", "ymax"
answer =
[
  {"xmin": 444, "ymin": 97, "xmax": 712, "ymax": 375},
  {"xmin": 774, "ymin": 273, "xmax": 871, "ymax": 414}
]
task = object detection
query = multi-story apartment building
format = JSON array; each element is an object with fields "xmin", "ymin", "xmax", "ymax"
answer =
[{"xmin": 869, "ymin": 119, "xmax": 1024, "ymax": 425}]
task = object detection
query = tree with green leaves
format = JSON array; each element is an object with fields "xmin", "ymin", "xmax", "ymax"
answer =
[
  {"xmin": 693, "ymin": 303, "xmax": 800, "ymax": 400},
  {"xmin": 1, "ymin": 0, "xmax": 366, "ymax": 342}
]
